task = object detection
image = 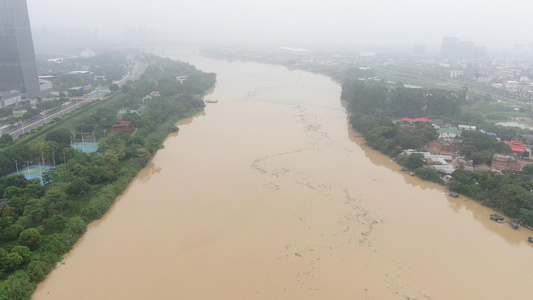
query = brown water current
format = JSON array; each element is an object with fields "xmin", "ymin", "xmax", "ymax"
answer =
[{"xmin": 33, "ymin": 52, "xmax": 533, "ymax": 300}]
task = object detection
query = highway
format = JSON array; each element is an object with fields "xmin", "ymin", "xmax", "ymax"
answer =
[
  {"xmin": 6, "ymin": 97, "xmax": 95, "ymax": 139},
  {"xmin": 5, "ymin": 61, "xmax": 146, "ymax": 140}
]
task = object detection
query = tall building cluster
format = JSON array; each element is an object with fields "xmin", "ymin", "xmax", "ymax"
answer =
[
  {"xmin": 440, "ymin": 37, "xmax": 487, "ymax": 59},
  {"xmin": 0, "ymin": 0, "xmax": 40, "ymax": 98}
]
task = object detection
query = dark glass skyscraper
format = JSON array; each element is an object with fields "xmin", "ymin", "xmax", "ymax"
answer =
[{"xmin": 0, "ymin": 0, "xmax": 40, "ymax": 98}]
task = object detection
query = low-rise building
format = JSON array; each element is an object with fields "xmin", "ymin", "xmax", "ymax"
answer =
[
  {"xmin": 505, "ymin": 80, "xmax": 521, "ymax": 93},
  {"xmin": 504, "ymin": 140, "xmax": 526, "ymax": 153},
  {"xmin": 0, "ymin": 90, "xmax": 21, "ymax": 108},
  {"xmin": 68, "ymin": 87, "xmax": 85, "ymax": 97},
  {"xmin": 39, "ymin": 79, "xmax": 53, "ymax": 96},
  {"xmin": 450, "ymin": 70, "xmax": 464, "ymax": 78},
  {"xmin": 431, "ymin": 164, "xmax": 456, "ymax": 175},
  {"xmin": 474, "ymin": 164, "xmax": 491, "ymax": 173},
  {"xmin": 65, "ymin": 71, "xmax": 92, "ymax": 80},
  {"xmin": 457, "ymin": 158, "xmax": 474, "ymax": 168},
  {"xmin": 107, "ymin": 121, "xmax": 132, "ymax": 134},
  {"xmin": 427, "ymin": 140, "xmax": 461, "ymax": 156},
  {"xmin": 458, "ymin": 124, "xmax": 476, "ymax": 131},
  {"xmin": 438, "ymin": 128, "xmax": 462, "ymax": 138},
  {"xmin": 492, "ymin": 153, "xmax": 521, "ymax": 172}
]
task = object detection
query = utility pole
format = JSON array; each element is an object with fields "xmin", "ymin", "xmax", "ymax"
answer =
[
  {"xmin": 81, "ymin": 130, "xmax": 85, "ymax": 150},
  {"xmin": 38, "ymin": 162, "xmax": 43, "ymax": 185}
]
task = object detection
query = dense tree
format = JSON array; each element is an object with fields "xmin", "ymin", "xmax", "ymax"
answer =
[
  {"xmin": 67, "ymin": 177, "xmax": 91, "ymax": 195},
  {"xmin": 0, "ymin": 134, "xmax": 13, "ymax": 147},
  {"xmin": 424, "ymin": 89, "xmax": 462, "ymax": 116},
  {"xmin": 66, "ymin": 216, "xmax": 86, "ymax": 235},
  {"xmin": 3, "ymin": 253, "xmax": 23, "ymax": 271},
  {"xmin": 522, "ymin": 164, "xmax": 533, "ymax": 176},
  {"xmin": 45, "ymin": 128, "xmax": 72, "ymax": 146},
  {"xmin": 2, "ymin": 270, "xmax": 36, "ymax": 300},
  {"xmin": 342, "ymin": 80, "xmax": 387, "ymax": 115},
  {"xmin": 18, "ymin": 228, "xmax": 41, "ymax": 250},
  {"xmin": 390, "ymin": 87, "xmax": 425, "ymax": 117},
  {"xmin": 43, "ymin": 184, "xmax": 69, "ymax": 212},
  {"xmin": 109, "ymin": 83, "xmax": 120, "ymax": 92},
  {"xmin": 497, "ymin": 185, "xmax": 533, "ymax": 218},
  {"xmin": 341, "ymin": 79, "xmax": 464, "ymax": 118},
  {"xmin": 10, "ymin": 246, "xmax": 31, "ymax": 263},
  {"xmin": 1, "ymin": 224, "xmax": 24, "ymax": 241},
  {"xmin": 461, "ymin": 130, "xmax": 511, "ymax": 161},
  {"xmin": 415, "ymin": 167, "xmax": 443, "ymax": 184},
  {"xmin": 23, "ymin": 198, "xmax": 46, "ymax": 223},
  {"xmin": 26, "ymin": 261, "xmax": 49, "ymax": 283},
  {"xmin": 43, "ymin": 215, "xmax": 66, "ymax": 233},
  {"xmin": 405, "ymin": 153, "xmax": 425, "ymax": 169}
]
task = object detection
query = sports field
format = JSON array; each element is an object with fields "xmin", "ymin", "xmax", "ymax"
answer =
[
  {"xmin": 71, "ymin": 142, "xmax": 99, "ymax": 152},
  {"xmin": 9, "ymin": 165, "xmax": 56, "ymax": 181}
]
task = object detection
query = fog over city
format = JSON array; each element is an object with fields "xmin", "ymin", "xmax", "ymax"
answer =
[
  {"xmin": 4, "ymin": 0, "xmax": 533, "ymax": 299},
  {"xmin": 26, "ymin": 0, "xmax": 533, "ymax": 53}
]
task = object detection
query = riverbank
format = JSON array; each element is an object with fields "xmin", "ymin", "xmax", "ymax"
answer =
[{"xmin": 0, "ymin": 53, "xmax": 216, "ymax": 300}]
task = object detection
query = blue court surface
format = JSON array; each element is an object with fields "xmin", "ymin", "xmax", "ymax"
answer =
[
  {"xmin": 71, "ymin": 142, "xmax": 99, "ymax": 152},
  {"xmin": 7, "ymin": 165, "xmax": 56, "ymax": 181}
]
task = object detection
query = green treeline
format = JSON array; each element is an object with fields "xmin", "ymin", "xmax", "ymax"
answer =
[
  {"xmin": 0, "ymin": 53, "xmax": 216, "ymax": 299},
  {"xmin": 449, "ymin": 168, "xmax": 533, "ymax": 224},
  {"xmin": 341, "ymin": 79, "xmax": 464, "ymax": 118},
  {"xmin": 343, "ymin": 79, "xmax": 533, "ymax": 228},
  {"xmin": 350, "ymin": 113, "xmax": 438, "ymax": 156}
]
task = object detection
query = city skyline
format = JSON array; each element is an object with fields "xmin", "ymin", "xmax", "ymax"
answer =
[{"xmin": 25, "ymin": 0, "xmax": 533, "ymax": 53}]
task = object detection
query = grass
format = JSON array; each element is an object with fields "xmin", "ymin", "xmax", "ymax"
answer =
[
  {"xmin": 374, "ymin": 65, "xmax": 533, "ymax": 124},
  {"xmin": 463, "ymin": 97, "xmax": 533, "ymax": 121},
  {"xmin": 373, "ymin": 66, "xmax": 452, "ymax": 90}
]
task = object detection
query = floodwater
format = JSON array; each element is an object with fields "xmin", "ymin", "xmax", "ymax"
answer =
[
  {"xmin": 497, "ymin": 118, "xmax": 533, "ymax": 129},
  {"xmin": 33, "ymin": 52, "xmax": 533, "ymax": 300}
]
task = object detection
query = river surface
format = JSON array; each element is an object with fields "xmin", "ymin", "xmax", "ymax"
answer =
[{"xmin": 33, "ymin": 51, "xmax": 533, "ymax": 300}]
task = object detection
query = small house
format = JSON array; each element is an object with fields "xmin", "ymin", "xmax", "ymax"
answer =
[{"xmin": 107, "ymin": 121, "xmax": 132, "ymax": 134}]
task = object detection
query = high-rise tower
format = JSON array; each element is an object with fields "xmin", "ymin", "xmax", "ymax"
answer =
[{"xmin": 0, "ymin": 0, "xmax": 40, "ymax": 98}]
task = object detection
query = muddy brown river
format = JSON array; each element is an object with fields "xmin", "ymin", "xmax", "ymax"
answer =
[{"xmin": 33, "ymin": 51, "xmax": 533, "ymax": 299}]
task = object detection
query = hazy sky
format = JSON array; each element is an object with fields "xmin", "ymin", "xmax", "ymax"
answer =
[{"xmin": 26, "ymin": 0, "xmax": 533, "ymax": 51}]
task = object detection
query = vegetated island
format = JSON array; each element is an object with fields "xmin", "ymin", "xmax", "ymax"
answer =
[
  {"xmin": 202, "ymin": 48, "xmax": 533, "ymax": 232},
  {"xmin": 0, "ymin": 52, "xmax": 216, "ymax": 299}
]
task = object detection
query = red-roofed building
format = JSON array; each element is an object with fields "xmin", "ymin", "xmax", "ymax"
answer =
[
  {"xmin": 108, "ymin": 121, "xmax": 133, "ymax": 134},
  {"xmin": 505, "ymin": 140, "xmax": 526, "ymax": 152},
  {"xmin": 400, "ymin": 117, "xmax": 432, "ymax": 123},
  {"xmin": 414, "ymin": 117, "xmax": 432, "ymax": 123}
]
